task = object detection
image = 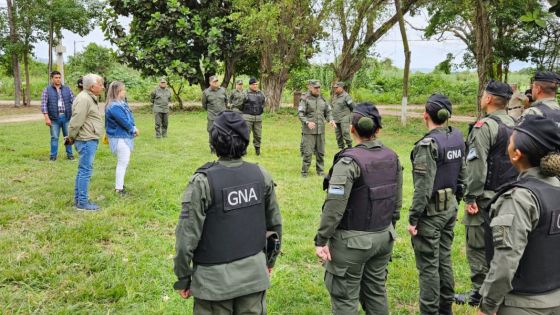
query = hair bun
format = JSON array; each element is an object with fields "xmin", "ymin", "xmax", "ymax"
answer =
[
  {"xmin": 437, "ymin": 109, "xmax": 450, "ymax": 121},
  {"xmin": 541, "ymin": 152, "xmax": 560, "ymax": 177},
  {"xmin": 357, "ymin": 117, "xmax": 374, "ymax": 131}
]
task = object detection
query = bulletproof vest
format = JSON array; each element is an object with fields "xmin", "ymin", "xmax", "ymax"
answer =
[
  {"xmin": 534, "ymin": 102, "xmax": 560, "ymax": 125},
  {"xmin": 484, "ymin": 116, "xmax": 518, "ymax": 191},
  {"xmin": 429, "ymin": 127, "xmax": 465, "ymax": 196},
  {"xmin": 243, "ymin": 91, "xmax": 265, "ymax": 116},
  {"xmin": 193, "ymin": 161, "xmax": 267, "ymax": 265},
  {"xmin": 485, "ymin": 177, "xmax": 560, "ymax": 294},
  {"xmin": 337, "ymin": 146, "xmax": 399, "ymax": 232}
]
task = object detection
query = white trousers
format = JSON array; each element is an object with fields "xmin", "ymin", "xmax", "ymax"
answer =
[{"xmin": 115, "ymin": 139, "xmax": 131, "ymax": 190}]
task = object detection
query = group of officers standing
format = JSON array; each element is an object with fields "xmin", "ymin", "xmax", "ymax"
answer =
[{"xmin": 173, "ymin": 70, "xmax": 560, "ymax": 315}]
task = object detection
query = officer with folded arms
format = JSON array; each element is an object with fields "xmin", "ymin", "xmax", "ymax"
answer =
[
  {"xmin": 315, "ymin": 103, "xmax": 403, "ymax": 315},
  {"xmin": 478, "ymin": 115, "xmax": 560, "ymax": 315},
  {"xmin": 173, "ymin": 111, "xmax": 282, "ymax": 314}
]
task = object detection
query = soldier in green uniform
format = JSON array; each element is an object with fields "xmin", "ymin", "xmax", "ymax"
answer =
[
  {"xmin": 230, "ymin": 79, "xmax": 245, "ymax": 110},
  {"xmin": 315, "ymin": 103, "xmax": 403, "ymax": 315},
  {"xmin": 202, "ymin": 76, "xmax": 228, "ymax": 152},
  {"xmin": 478, "ymin": 115, "xmax": 560, "ymax": 315},
  {"xmin": 331, "ymin": 82, "xmax": 354, "ymax": 149},
  {"xmin": 521, "ymin": 71, "xmax": 560, "ymax": 122},
  {"xmin": 174, "ymin": 111, "xmax": 282, "ymax": 315},
  {"xmin": 234, "ymin": 77, "xmax": 266, "ymax": 156},
  {"xmin": 408, "ymin": 94, "xmax": 466, "ymax": 315},
  {"xmin": 456, "ymin": 80, "xmax": 517, "ymax": 307},
  {"xmin": 150, "ymin": 78, "xmax": 172, "ymax": 138},
  {"xmin": 298, "ymin": 80, "xmax": 336, "ymax": 177}
]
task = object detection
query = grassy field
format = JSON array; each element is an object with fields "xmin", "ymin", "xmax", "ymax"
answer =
[{"xmin": 0, "ymin": 110, "xmax": 477, "ymax": 314}]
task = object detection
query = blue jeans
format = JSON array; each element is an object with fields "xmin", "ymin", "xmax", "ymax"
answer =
[
  {"xmin": 74, "ymin": 140, "xmax": 98, "ymax": 205},
  {"xmin": 50, "ymin": 113, "xmax": 73, "ymax": 158}
]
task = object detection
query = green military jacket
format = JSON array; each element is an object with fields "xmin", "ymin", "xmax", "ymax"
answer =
[
  {"xmin": 409, "ymin": 127, "xmax": 466, "ymax": 226},
  {"xmin": 331, "ymin": 91, "xmax": 354, "ymax": 123},
  {"xmin": 230, "ymin": 89, "xmax": 245, "ymax": 111},
  {"xmin": 522, "ymin": 97, "xmax": 560, "ymax": 117},
  {"xmin": 463, "ymin": 110, "xmax": 515, "ymax": 225},
  {"xmin": 68, "ymin": 90, "xmax": 103, "ymax": 141},
  {"xmin": 298, "ymin": 92, "xmax": 333, "ymax": 135},
  {"xmin": 480, "ymin": 168, "xmax": 560, "ymax": 314},
  {"xmin": 151, "ymin": 87, "xmax": 172, "ymax": 113},
  {"xmin": 315, "ymin": 139, "xmax": 403, "ymax": 246},
  {"xmin": 173, "ymin": 158, "xmax": 282, "ymax": 301},
  {"xmin": 202, "ymin": 87, "xmax": 228, "ymax": 120}
]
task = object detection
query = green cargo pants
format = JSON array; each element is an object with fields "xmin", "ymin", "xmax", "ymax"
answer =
[
  {"xmin": 335, "ymin": 117, "xmax": 352, "ymax": 149},
  {"xmin": 324, "ymin": 229, "xmax": 394, "ymax": 315},
  {"xmin": 193, "ymin": 291, "xmax": 266, "ymax": 315},
  {"xmin": 154, "ymin": 112, "xmax": 168, "ymax": 138},
  {"xmin": 496, "ymin": 305, "xmax": 560, "ymax": 315},
  {"xmin": 301, "ymin": 133, "xmax": 325, "ymax": 176},
  {"xmin": 207, "ymin": 119, "xmax": 214, "ymax": 152},
  {"xmin": 412, "ymin": 210, "xmax": 457, "ymax": 315},
  {"xmin": 246, "ymin": 120, "xmax": 262, "ymax": 149},
  {"xmin": 463, "ymin": 200, "xmax": 491, "ymax": 291}
]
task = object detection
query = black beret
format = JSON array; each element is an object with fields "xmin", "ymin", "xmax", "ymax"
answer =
[
  {"xmin": 353, "ymin": 103, "xmax": 382, "ymax": 128},
  {"xmin": 533, "ymin": 71, "xmax": 560, "ymax": 84},
  {"xmin": 485, "ymin": 79, "xmax": 513, "ymax": 99},
  {"xmin": 515, "ymin": 115, "xmax": 560, "ymax": 152},
  {"xmin": 249, "ymin": 77, "xmax": 258, "ymax": 85},
  {"xmin": 427, "ymin": 93, "xmax": 452, "ymax": 114},
  {"xmin": 212, "ymin": 111, "xmax": 250, "ymax": 143}
]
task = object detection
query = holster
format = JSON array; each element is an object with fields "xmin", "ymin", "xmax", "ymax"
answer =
[{"xmin": 265, "ymin": 231, "xmax": 281, "ymax": 268}]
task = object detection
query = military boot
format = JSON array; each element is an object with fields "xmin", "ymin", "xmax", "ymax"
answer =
[
  {"xmin": 255, "ymin": 147, "xmax": 260, "ymax": 156},
  {"xmin": 438, "ymin": 302, "xmax": 453, "ymax": 315}
]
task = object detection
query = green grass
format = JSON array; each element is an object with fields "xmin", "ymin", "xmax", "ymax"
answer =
[{"xmin": 0, "ymin": 111, "xmax": 476, "ymax": 314}]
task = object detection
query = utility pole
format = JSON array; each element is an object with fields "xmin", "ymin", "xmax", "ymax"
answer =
[
  {"xmin": 73, "ymin": 40, "xmax": 85, "ymax": 56},
  {"xmin": 55, "ymin": 43, "xmax": 66, "ymax": 85}
]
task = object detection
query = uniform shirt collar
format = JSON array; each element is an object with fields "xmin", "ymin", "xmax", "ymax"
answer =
[
  {"xmin": 356, "ymin": 139, "xmax": 383, "ymax": 149},
  {"xmin": 218, "ymin": 157, "xmax": 244, "ymax": 167}
]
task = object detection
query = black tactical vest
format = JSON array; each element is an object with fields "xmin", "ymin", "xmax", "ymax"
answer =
[
  {"xmin": 243, "ymin": 91, "xmax": 265, "ymax": 116},
  {"xmin": 336, "ymin": 146, "xmax": 399, "ymax": 232},
  {"xmin": 484, "ymin": 116, "xmax": 518, "ymax": 191},
  {"xmin": 534, "ymin": 102, "xmax": 560, "ymax": 125},
  {"xmin": 485, "ymin": 177, "xmax": 560, "ymax": 294},
  {"xmin": 193, "ymin": 161, "xmax": 267, "ymax": 265},
  {"xmin": 428, "ymin": 127, "xmax": 465, "ymax": 196}
]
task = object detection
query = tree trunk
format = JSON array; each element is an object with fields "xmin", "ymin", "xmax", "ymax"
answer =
[
  {"xmin": 23, "ymin": 49, "xmax": 31, "ymax": 106},
  {"xmin": 261, "ymin": 69, "xmax": 289, "ymax": 112},
  {"xmin": 7, "ymin": 0, "xmax": 21, "ymax": 108},
  {"xmin": 473, "ymin": 0, "xmax": 494, "ymax": 115},
  {"xmin": 48, "ymin": 21, "xmax": 54, "ymax": 78},
  {"xmin": 168, "ymin": 81, "xmax": 185, "ymax": 110},
  {"xmin": 496, "ymin": 62, "xmax": 503, "ymax": 81},
  {"xmin": 222, "ymin": 55, "xmax": 237, "ymax": 89},
  {"xmin": 396, "ymin": 0, "xmax": 410, "ymax": 126}
]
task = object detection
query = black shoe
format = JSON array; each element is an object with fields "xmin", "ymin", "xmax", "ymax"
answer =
[
  {"xmin": 468, "ymin": 290, "xmax": 482, "ymax": 307},
  {"xmin": 301, "ymin": 173, "xmax": 308, "ymax": 178},
  {"xmin": 454, "ymin": 293, "xmax": 467, "ymax": 305},
  {"xmin": 438, "ymin": 303, "xmax": 453, "ymax": 315},
  {"xmin": 115, "ymin": 189, "xmax": 126, "ymax": 197},
  {"xmin": 67, "ymin": 155, "xmax": 75, "ymax": 160},
  {"xmin": 255, "ymin": 147, "xmax": 260, "ymax": 156},
  {"xmin": 49, "ymin": 156, "xmax": 57, "ymax": 161}
]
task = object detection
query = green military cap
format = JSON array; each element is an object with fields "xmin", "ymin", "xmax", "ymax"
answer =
[
  {"xmin": 309, "ymin": 80, "xmax": 321, "ymax": 88},
  {"xmin": 236, "ymin": 79, "xmax": 243, "ymax": 85},
  {"xmin": 209, "ymin": 75, "xmax": 219, "ymax": 82},
  {"xmin": 160, "ymin": 78, "xmax": 167, "ymax": 83},
  {"xmin": 333, "ymin": 81, "xmax": 345, "ymax": 88}
]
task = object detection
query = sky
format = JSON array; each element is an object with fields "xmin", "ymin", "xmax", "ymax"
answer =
[{"xmin": 14, "ymin": 5, "xmax": 530, "ymax": 72}]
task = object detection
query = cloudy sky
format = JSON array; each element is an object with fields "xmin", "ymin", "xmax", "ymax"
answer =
[{"xmin": 15, "ymin": 5, "xmax": 530, "ymax": 72}]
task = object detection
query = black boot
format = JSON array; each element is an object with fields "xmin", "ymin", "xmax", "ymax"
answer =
[
  {"xmin": 468, "ymin": 290, "xmax": 482, "ymax": 307},
  {"xmin": 255, "ymin": 147, "xmax": 260, "ymax": 156},
  {"xmin": 438, "ymin": 302, "xmax": 453, "ymax": 315}
]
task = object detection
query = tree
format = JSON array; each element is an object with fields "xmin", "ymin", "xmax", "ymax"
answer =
[
  {"xmin": 423, "ymin": 0, "xmax": 541, "ymax": 111},
  {"xmin": 103, "ymin": 0, "xmax": 238, "ymax": 96},
  {"xmin": 6, "ymin": 0, "xmax": 22, "ymax": 107},
  {"xmin": 44, "ymin": 0, "xmax": 101, "ymax": 77},
  {"xmin": 522, "ymin": 9, "xmax": 560, "ymax": 71},
  {"xmin": 396, "ymin": 0, "xmax": 411, "ymax": 126},
  {"xmin": 231, "ymin": 0, "xmax": 328, "ymax": 110},
  {"xmin": 434, "ymin": 53, "xmax": 454, "ymax": 74},
  {"xmin": 68, "ymin": 43, "xmax": 116, "ymax": 77},
  {"xmin": 325, "ymin": 0, "xmax": 420, "ymax": 91}
]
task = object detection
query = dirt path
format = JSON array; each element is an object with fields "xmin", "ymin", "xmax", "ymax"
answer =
[{"xmin": 0, "ymin": 101, "xmax": 476, "ymax": 124}]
